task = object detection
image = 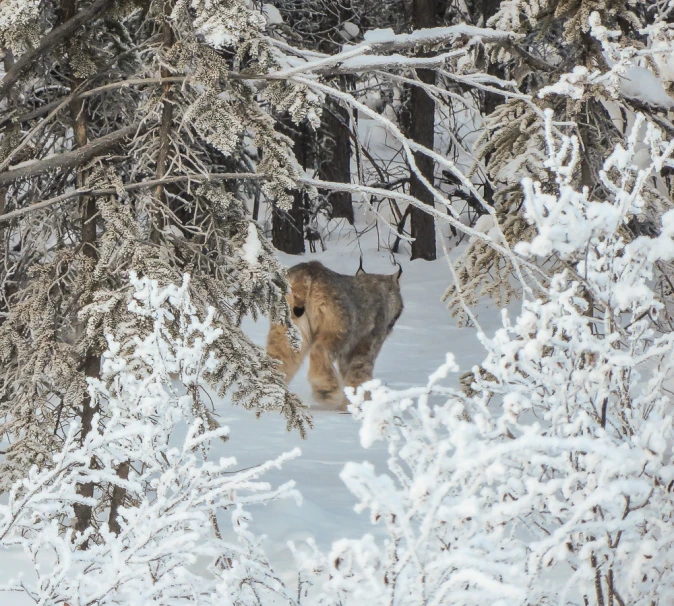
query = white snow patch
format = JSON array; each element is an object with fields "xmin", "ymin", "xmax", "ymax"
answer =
[
  {"xmin": 619, "ymin": 65, "xmax": 674, "ymax": 109},
  {"xmin": 262, "ymin": 3, "xmax": 283, "ymax": 25},
  {"xmin": 363, "ymin": 24, "xmax": 516, "ymax": 46},
  {"xmin": 242, "ymin": 222, "xmax": 262, "ymax": 266},
  {"xmin": 472, "ymin": 213, "xmax": 494, "ymax": 235}
]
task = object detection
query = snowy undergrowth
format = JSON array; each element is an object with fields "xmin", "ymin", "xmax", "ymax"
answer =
[
  {"xmin": 293, "ymin": 115, "xmax": 674, "ymax": 605},
  {"xmin": 0, "ymin": 216, "xmax": 483, "ymax": 605},
  {"xmin": 0, "ymin": 274, "xmax": 301, "ymax": 605},
  {"xmin": 3, "ymin": 124, "xmax": 674, "ymax": 605}
]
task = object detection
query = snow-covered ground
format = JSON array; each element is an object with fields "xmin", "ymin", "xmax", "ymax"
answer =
[
  {"xmin": 213, "ymin": 222, "xmax": 504, "ymax": 584},
  {"xmin": 0, "ymin": 219, "xmax": 505, "ymax": 596}
]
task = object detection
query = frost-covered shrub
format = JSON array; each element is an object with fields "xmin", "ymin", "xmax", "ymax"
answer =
[
  {"xmin": 0, "ymin": 274, "xmax": 299, "ymax": 605},
  {"xmin": 298, "ymin": 114, "xmax": 674, "ymax": 605}
]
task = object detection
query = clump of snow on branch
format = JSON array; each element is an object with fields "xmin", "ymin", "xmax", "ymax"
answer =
[
  {"xmin": 241, "ymin": 221, "xmax": 263, "ymax": 266},
  {"xmin": 0, "ymin": 274, "xmax": 300, "ymax": 605},
  {"xmin": 296, "ymin": 114, "xmax": 674, "ymax": 606},
  {"xmin": 540, "ymin": 11, "xmax": 674, "ymax": 110},
  {"xmin": 0, "ymin": 0, "xmax": 42, "ymax": 52}
]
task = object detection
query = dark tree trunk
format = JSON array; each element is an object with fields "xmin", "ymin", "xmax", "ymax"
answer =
[
  {"xmin": 150, "ymin": 12, "xmax": 175, "ymax": 243},
  {"xmin": 108, "ymin": 461, "xmax": 130, "ymax": 535},
  {"xmin": 61, "ymin": 0, "xmax": 101, "ymax": 546},
  {"xmin": 272, "ymin": 191, "xmax": 306, "ymax": 255},
  {"xmin": 272, "ymin": 120, "xmax": 309, "ymax": 254},
  {"xmin": 71, "ymin": 98, "xmax": 101, "ymax": 546},
  {"xmin": 409, "ymin": 0, "xmax": 437, "ymax": 261},
  {"xmin": 480, "ymin": 0, "xmax": 505, "ymax": 208},
  {"xmin": 72, "ymin": 353, "xmax": 100, "ymax": 545},
  {"xmin": 320, "ymin": 100, "xmax": 354, "ymax": 224},
  {"xmin": 0, "ymin": 50, "xmax": 15, "ymax": 321}
]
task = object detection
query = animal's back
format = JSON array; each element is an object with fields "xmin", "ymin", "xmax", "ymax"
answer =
[{"xmin": 287, "ymin": 261, "xmax": 399, "ymax": 352}]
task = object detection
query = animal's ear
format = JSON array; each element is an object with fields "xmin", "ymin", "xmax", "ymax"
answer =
[
  {"xmin": 356, "ymin": 255, "xmax": 366, "ymax": 276},
  {"xmin": 392, "ymin": 262, "xmax": 403, "ymax": 283}
]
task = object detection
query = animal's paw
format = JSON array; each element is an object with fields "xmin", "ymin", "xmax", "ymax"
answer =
[
  {"xmin": 312, "ymin": 386, "xmax": 343, "ymax": 408},
  {"xmin": 337, "ymin": 398, "xmax": 351, "ymax": 413}
]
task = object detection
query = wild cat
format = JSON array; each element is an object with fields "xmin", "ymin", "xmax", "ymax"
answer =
[{"xmin": 266, "ymin": 259, "xmax": 403, "ymax": 410}]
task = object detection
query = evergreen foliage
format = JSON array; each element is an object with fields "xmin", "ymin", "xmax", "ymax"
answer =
[{"xmin": 0, "ymin": 0, "xmax": 315, "ymax": 490}]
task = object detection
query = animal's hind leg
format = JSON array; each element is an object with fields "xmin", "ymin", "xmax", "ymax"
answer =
[
  {"xmin": 266, "ymin": 323, "xmax": 307, "ymax": 383},
  {"xmin": 340, "ymin": 354, "xmax": 375, "ymax": 408},
  {"xmin": 308, "ymin": 343, "xmax": 344, "ymax": 408}
]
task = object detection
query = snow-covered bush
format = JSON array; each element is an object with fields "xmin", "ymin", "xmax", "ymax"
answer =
[
  {"xmin": 0, "ymin": 274, "xmax": 299, "ymax": 605},
  {"xmin": 298, "ymin": 114, "xmax": 674, "ymax": 605}
]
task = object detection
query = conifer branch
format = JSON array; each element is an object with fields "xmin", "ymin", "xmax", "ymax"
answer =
[
  {"xmin": 0, "ymin": 0, "xmax": 115, "ymax": 99},
  {"xmin": 4, "ymin": 78, "xmax": 188, "ymax": 127},
  {"xmin": 0, "ymin": 173, "xmax": 263, "ymax": 223},
  {"xmin": 502, "ymin": 41, "xmax": 556, "ymax": 73},
  {"xmin": 151, "ymin": 15, "xmax": 178, "ymax": 241}
]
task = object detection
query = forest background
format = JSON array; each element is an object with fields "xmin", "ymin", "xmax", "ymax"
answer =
[{"xmin": 1, "ymin": 0, "xmax": 674, "ymax": 604}]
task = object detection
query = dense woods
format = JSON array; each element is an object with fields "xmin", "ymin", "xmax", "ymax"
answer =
[{"xmin": 2, "ymin": 0, "xmax": 674, "ymax": 603}]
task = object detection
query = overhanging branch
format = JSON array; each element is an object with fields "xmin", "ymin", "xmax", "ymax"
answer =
[
  {"xmin": 0, "ymin": 123, "xmax": 141, "ymax": 186},
  {"xmin": 0, "ymin": 173, "xmax": 264, "ymax": 224},
  {"xmin": 4, "ymin": 77, "xmax": 187, "ymax": 127}
]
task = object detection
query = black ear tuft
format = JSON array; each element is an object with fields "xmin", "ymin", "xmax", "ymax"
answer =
[
  {"xmin": 293, "ymin": 306, "xmax": 305, "ymax": 317},
  {"xmin": 356, "ymin": 255, "xmax": 366, "ymax": 275}
]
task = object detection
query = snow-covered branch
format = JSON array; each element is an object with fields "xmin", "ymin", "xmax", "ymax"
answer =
[
  {"xmin": 297, "ymin": 116, "xmax": 674, "ymax": 606},
  {"xmin": 0, "ymin": 274, "xmax": 300, "ymax": 604}
]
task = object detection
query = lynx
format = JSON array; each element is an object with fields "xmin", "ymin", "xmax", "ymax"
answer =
[{"xmin": 266, "ymin": 260, "xmax": 404, "ymax": 410}]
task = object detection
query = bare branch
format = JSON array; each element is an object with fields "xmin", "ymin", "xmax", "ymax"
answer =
[{"xmin": 0, "ymin": 123, "xmax": 142, "ymax": 186}]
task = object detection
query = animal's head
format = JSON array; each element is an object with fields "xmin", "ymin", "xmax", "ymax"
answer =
[{"xmin": 356, "ymin": 258, "xmax": 404, "ymax": 334}]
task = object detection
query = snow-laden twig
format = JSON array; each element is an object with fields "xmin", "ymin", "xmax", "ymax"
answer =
[
  {"xmin": 0, "ymin": 274, "xmax": 301, "ymax": 605},
  {"xmin": 297, "ymin": 119, "xmax": 674, "ymax": 606}
]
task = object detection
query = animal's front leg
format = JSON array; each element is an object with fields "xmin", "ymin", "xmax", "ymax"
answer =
[
  {"xmin": 266, "ymin": 322, "xmax": 307, "ymax": 383},
  {"xmin": 308, "ymin": 343, "xmax": 344, "ymax": 408}
]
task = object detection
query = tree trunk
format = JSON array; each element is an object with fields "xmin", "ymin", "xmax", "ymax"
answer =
[
  {"xmin": 320, "ymin": 100, "xmax": 354, "ymax": 224},
  {"xmin": 61, "ymin": 0, "xmax": 101, "ymax": 545},
  {"xmin": 150, "ymin": 19, "xmax": 175, "ymax": 242},
  {"xmin": 480, "ymin": 0, "xmax": 505, "ymax": 208},
  {"xmin": 272, "ymin": 191, "xmax": 306, "ymax": 255},
  {"xmin": 409, "ymin": 0, "xmax": 437, "ymax": 261},
  {"xmin": 108, "ymin": 461, "xmax": 130, "ymax": 535},
  {"xmin": 0, "ymin": 50, "xmax": 15, "ymax": 319},
  {"xmin": 71, "ymin": 103, "xmax": 100, "ymax": 544},
  {"xmin": 272, "ymin": 120, "xmax": 309, "ymax": 254},
  {"xmin": 72, "ymin": 353, "xmax": 100, "ymax": 545}
]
